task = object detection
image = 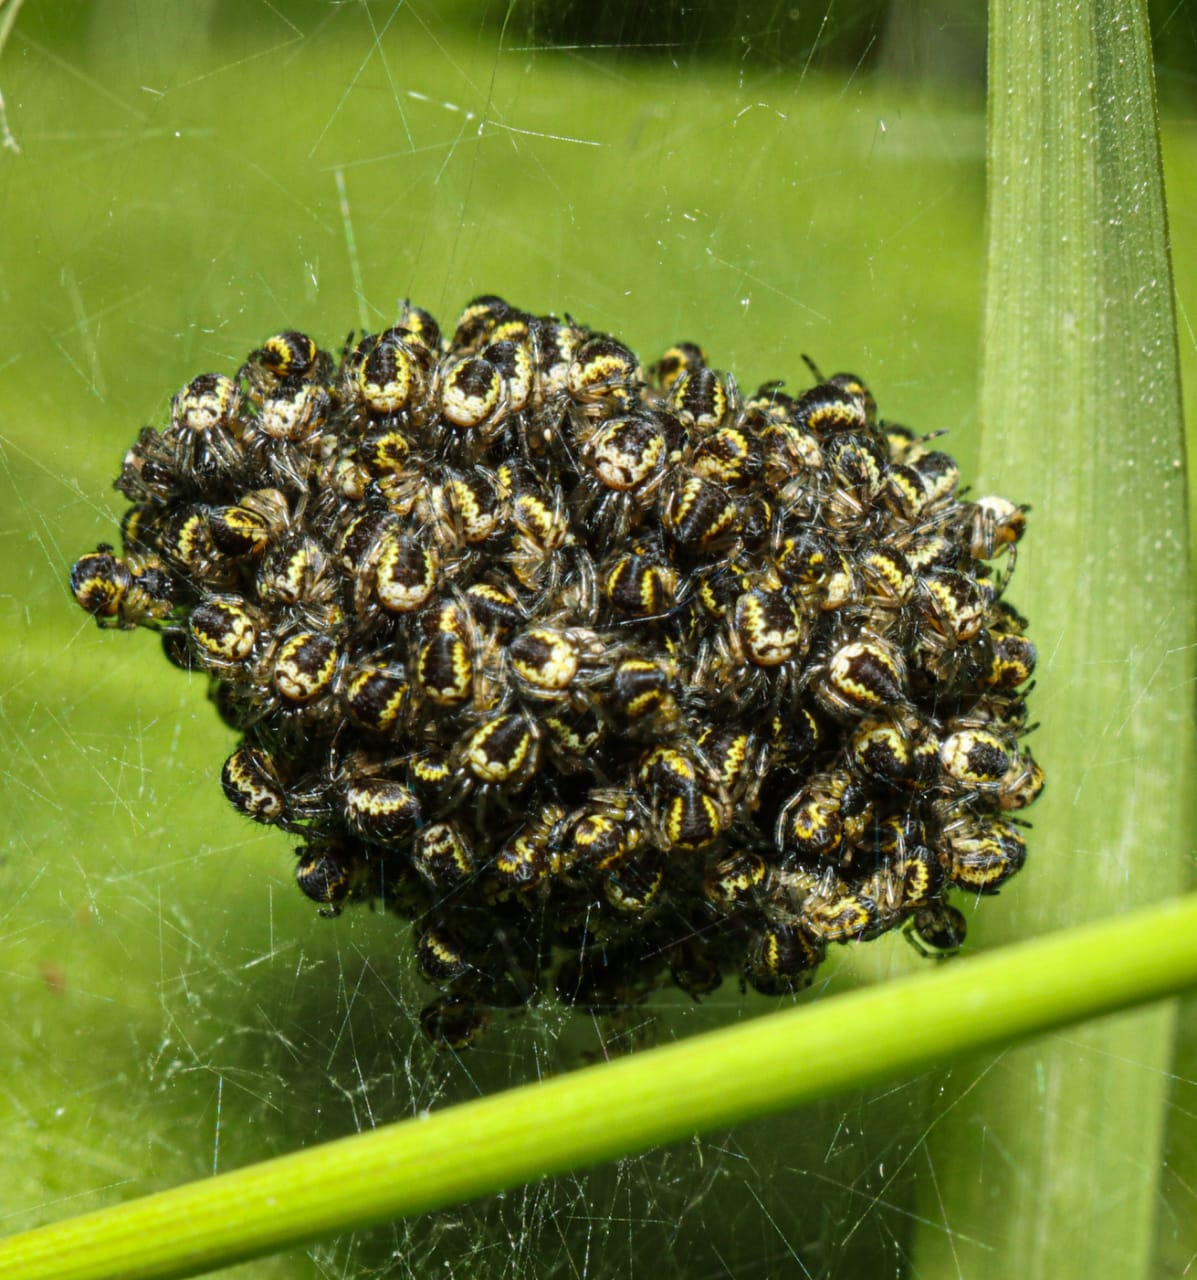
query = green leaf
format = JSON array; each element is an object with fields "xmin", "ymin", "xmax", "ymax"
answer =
[{"xmin": 911, "ymin": 2, "xmax": 1195, "ymax": 1276}]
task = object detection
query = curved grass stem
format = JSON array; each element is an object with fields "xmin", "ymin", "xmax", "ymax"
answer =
[{"xmin": 4, "ymin": 892, "xmax": 1197, "ymax": 1280}]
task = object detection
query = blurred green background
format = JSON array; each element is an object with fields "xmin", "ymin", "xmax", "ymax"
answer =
[{"xmin": 1, "ymin": 2, "xmax": 1194, "ymax": 1277}]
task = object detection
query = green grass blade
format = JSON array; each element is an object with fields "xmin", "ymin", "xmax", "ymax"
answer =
[
  {"xmin": 4, "ymin": 893, "xmax": 1197, "ymax": 1280},
  {"xmin": 1157, "ymin": 990, "xmax": 1197, "ymax": 1270},
  {"xmin": 912, "ymin": 2, "xmax": 1194, "ymax": 1276}
]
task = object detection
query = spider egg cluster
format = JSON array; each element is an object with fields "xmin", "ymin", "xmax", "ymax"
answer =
[{"xmin": 70, "ymin": 297, "xmax": 1042, "ymax": 1047}]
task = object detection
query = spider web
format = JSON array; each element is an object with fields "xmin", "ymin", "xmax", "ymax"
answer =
[{"xmin": 1, "ymin": 2, "xmax": 1196, "ymax": 1277}]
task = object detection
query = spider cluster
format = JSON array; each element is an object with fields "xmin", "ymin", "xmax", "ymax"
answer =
[{"xmin": 70, "ymin": 296, "xmax": 1042, "ymax": 1048}]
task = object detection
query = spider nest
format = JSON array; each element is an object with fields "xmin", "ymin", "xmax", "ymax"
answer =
[{"xmin": 71, "ymin": 297, "xmax": 1042, "ymax": 1048}]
